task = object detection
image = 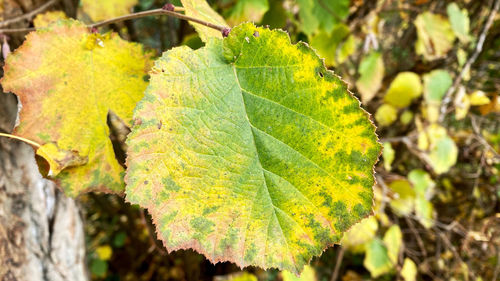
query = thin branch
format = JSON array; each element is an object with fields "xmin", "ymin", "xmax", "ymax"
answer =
[
  {"xmin": 0, "ymin": 27, "xmax": 35, "ymax": 33},
  {"xmin": 0, "ymin": 6, "xmax": 228, "ymax": 35},
  {"xmin": 470, "ymin": 115, "xmax": 500, "ymax": 159},
  {"xmin": 405, "ymin": 216, "xmax": 428, "ymax": 257},
  {"xmin": 438, "ymin": 0, "xmax": 500, "ymax": 123},
  {"xmin": 89, "ymin": 7, "xmax": 185, "ymax": 28},
  {"xmin": 0, "ymin": 0, "xmax": 59, "ymax": 28},
  {"xmin": 330, "ymin": 247, "xmax": 345, "ymax": 281},
  {"xmin": 492, "ymin": 246, "xmax": 500, "ymax": 281}
]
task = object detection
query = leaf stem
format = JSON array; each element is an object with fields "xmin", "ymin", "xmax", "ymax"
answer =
[
  {"xmin": 0, "ymin": 6, "xmax": 228, "ymax": 34},
  {"xmin": 0, "ymin": 132, "xmax": 41, "ymax": 148}
]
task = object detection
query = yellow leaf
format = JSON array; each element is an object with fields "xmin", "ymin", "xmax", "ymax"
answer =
[
  {"xmin": 33, "ymin": 11, "xmax": 68, "ymax": 28},
  {"xmin": 384, "ymin": 72, "xmax": 422, "ymax": 108},
  {"xmin": 181, "ymin": 0, "xmax": 228, "ymax": 42},
  {"xmin": 282, "ymin": 265, "xmax": 317, "ymax": 281},
  {"xmin": 401, "ymin": 258, "xmax": 417, "ymax": 281},
  {"xmin": 383, "ymin": 225, "xmax": 402, "ymax": 264},
  {"xmin": 454, "ymin": 86, "xmax": 470, "ymax": 120},
  {"xmin": 375, "ymin": 104, "xmax": 398, "ymax": 126},
  {"xmin": 415, "ymin": 12, "xmax": 456, "ymax": 60},
  {"xmin": 382, "ymin": 142, "xmax": 395, "ymax": 171},
  {"xmin": 400, "ymin": 110, "xmax": 414, "ymax": 125},
  {"xmin": 215, "ymin": 272, "xmax": 258, "ymax": 281},
  {"xmin": 469, "ymin": 90, "xmax": 491, "ymax": 106},
  {"xmin": 81, "ymin": 0, "xmax": 138, "ymax": 22},
  {"xmin": 389, "ymin": 180, "xmax": 415, "ymax": 216},
  {"xmin": 1, "ymin": 20, "xmax": 151, "ymax": 196},
  {"xmin": 36, "ymin": 142, "xmax": 88, "ymax": 177},
  {"xmin": 341, "ymin": 216, "xmax": 378, "ymax": 253},
  {"xmin": 96, "ymin": 245, "xmax": 113, "ymax": 261}
]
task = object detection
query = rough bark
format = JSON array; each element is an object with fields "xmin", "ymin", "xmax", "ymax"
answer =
[
  {"xmin": 0, "ymin": 93, "xmax": 89, "ymax": 281},
  {"xmin": 1, "ymin": 0, "xmax": 88, "ymax": 277}
]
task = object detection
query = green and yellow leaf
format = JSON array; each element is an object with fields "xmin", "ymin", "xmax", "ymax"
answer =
[
  {"xmin": 296, "ymin": 0, "xmax": 350, "ymax": 36},
  {"xmin": 364, "ymin": 238, "xmax": 393, "ymax": 278},
  {"xmin": 309, "ymin": 23, "xmax": 350, "ymax": 67},
  {"xmin": 282, "ymin": 265, "xmax": 317, "ymax": 281},
  {"xmin": 375, "ymin": 104, "xmax": 397, "ymax": 127},
  {"xmin": 227, "ymin": 0, "xmax": 269, "ymax": 25},
  {"xmin": 446, "ymin": 3, "xmax": 470, "ymax": 43},
  {"xmin": 1, "ymin": 20, "xmax": 151, "ymax": 196},
  {"xmin": 126, "ymin": 23, "xmax": 380, "ymax": 274},
  {"xmin": 356, "ymin": 51, "xmax": 384, "ymax": 103},
  {"xmin": 415, "ymin": 12, "xmax": 456, "ymax": 61},
  {"xmin": 383, "ymin": 225, "xmax": 402, "ymax": 264},
  {"xmin": 341, "ymin": 216, "xmax": 378, "ymax": 253}
]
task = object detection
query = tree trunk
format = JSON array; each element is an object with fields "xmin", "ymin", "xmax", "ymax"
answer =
[
  {"xmin": 0, "ymin": 94, "xmax": 89, "ymax": 281},
  {"xmin": 1, "ymin": 0, "xmax": 88, "ymax": 278}
]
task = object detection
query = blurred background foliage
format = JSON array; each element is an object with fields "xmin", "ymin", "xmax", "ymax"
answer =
[{"xmin": 5, "ymin": 0, "xmax": 500, "ymax": 280}]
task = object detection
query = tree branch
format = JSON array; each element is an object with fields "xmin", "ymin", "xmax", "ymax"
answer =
[
  {"xmin": 0, "ymin": 6, "xmax": 229, "ymax": 35},
  {"xmin": 0, "ymin": 0, "xmax": 59, "ymax": 28},
  {"xmin": 438, "ymin": 0, "xmax": 500, "ymax": 123}
]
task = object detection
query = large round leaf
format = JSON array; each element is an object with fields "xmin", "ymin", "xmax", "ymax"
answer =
[{"xmin": 126, "ymin": 23, "xmax": 380, "ymax": 273}]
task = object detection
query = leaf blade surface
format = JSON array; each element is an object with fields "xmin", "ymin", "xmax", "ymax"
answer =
[
  {"xmin": 126, "ymin": 23, "xmax": 380, "ymax": 273},
  {"xmin": 2, "ymin": 20, "xmax": 151, "ymax": 196}
]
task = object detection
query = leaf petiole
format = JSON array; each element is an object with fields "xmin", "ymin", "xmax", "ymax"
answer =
[{"xmin": 0, "ymin": 132, "xmax": 41, "ymax": 148}]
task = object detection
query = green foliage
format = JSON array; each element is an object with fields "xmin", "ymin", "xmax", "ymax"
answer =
[
  {"xmin": 227, "ymin": 0, "xmax": 269, "ymax": 24},
  {"xmin": 356, "ymin": 51, "xmax": 385, "ymax": 103},
  {"xmin": 447, "ymin": 3, "xmax": 471, "ymax": 43},
  {"xmin": 309, "ymin": 23, "xmax": 350, "ymax": 66},
  {"xmin": 363, "ymin": 238, "xmax": 393, "ymax": 278},
  {"xmin": 423, "ymin": 70, "xmax": 453, "ymax": 103},
  {"xmin": 296, "ymin": 0, "xmax": 350, "ymax": 36}
]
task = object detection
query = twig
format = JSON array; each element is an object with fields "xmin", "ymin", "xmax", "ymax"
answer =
[
  {"xmin": 492, "ymin": 246, "xmax": 500, "ymax": 281},
  {"xmin": 139, "ymin": 209, "xmax": 168, "ymax": 256},
  {"xmin": 405, "ymin": 216, "xmax": 428, "ymax": 257},
  {"xmin": 470, "ymin": 115, "xmax": 500, "ymax": 159},
  {"xmin": 438, "ymin": 0, "xmax": 500, "ymax": 123},
  {"xmin": 330, "ymin": 247, "xmax": 345, "ymax": 281},
  {"xmin": 0, "ymin": 0, "xmax": 59, "ymax": 28},
  {"xmin": 0, "ymin": 27, "xmax": 35, "ymax": 33},
  {"xmin": 0, "ymin": 6, "xmax": 228, "ymax": 34}
]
